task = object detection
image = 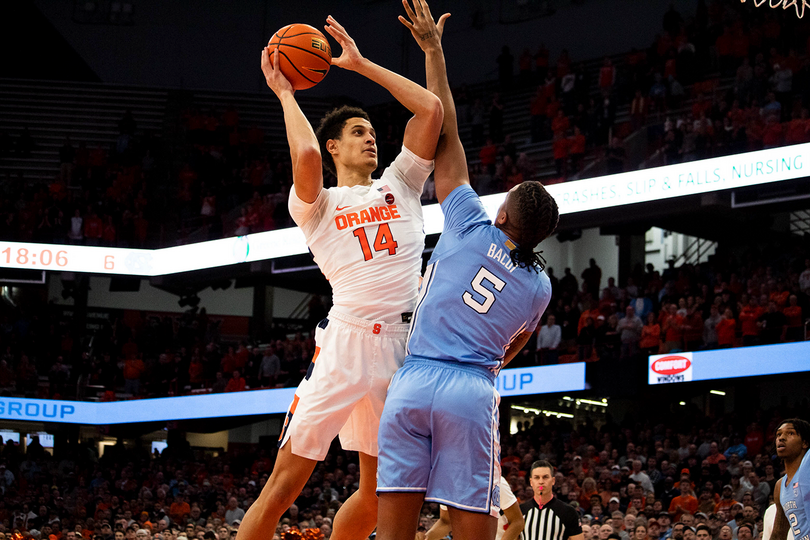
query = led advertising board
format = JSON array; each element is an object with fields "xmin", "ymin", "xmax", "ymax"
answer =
[
  {"xmin": 0, "ymin": 363, "xmax": 586, "ymax": 424},
  {"xmin": 648, "ymin": 342, "xmax": 810, "ymax": 385},
  {"xmin": 1, "ymin": 143, "xmax": 807, "ymax": 276}
]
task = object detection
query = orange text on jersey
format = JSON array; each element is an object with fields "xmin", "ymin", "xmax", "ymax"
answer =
[{"xmin": 334, "ymin": 205, "xmax": 401, "ymax": 230}]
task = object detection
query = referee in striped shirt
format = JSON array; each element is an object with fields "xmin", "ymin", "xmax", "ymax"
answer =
[{"xmin": 520, "ymin": 460, "xmax": 584, "ymax": 540}]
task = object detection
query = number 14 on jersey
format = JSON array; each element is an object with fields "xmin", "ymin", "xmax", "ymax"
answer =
[{"xmin": 352, "ymin": 223, "xmax": 398, "ymax": 261}]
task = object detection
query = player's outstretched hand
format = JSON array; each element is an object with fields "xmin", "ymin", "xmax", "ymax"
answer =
[
  {"xmin": 324, "ymin": 15, "xmax": 364, "ymax": 72},
  {"xmin": 261, "ymin": 46, "xmax": 294, "ymax": 97},
  {"xmin": 399, "ymin": 0, "xmax": 450, "ymax": 52}
]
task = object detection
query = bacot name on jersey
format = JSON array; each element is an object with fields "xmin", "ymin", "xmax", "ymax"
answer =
[
  {"xmin": 334, "ymin": 205, "xmax": 402, "ymax": 230},
  {"xmin": 486, "ymin": 243, "xmax": 518, "ymax": 273}
]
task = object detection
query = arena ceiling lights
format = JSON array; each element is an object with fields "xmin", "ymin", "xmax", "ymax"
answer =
[{"xmin": 1, "ymin": 143, "xmax": 807, "ymax": 277}]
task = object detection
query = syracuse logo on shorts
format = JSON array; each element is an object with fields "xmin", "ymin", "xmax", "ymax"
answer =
[{"xmin": 648, "ymin": 352, "xmax": 693, "ymax": 385}]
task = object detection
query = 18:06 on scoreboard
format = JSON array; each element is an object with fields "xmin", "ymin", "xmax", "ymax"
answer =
[
  {"xmin": 3, "ymin": 246, "xmax": 89, "ymax": 268},
  {"xmin": 1, "ymin": 244, "xmax": 119, "ymax": 274}
]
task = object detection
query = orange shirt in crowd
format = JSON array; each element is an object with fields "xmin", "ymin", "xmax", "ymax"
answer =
[
  {"xmin": 579, "ymin": 309, "xmax": 601, "ymax": 334},
  {"xmin": 553, "ymin": 137, "xmax": 570, "ymax": 160},
  {"xmin": 84, "ymin": 215, "xmax": 103, "ymax": 239},
  {"xmin": 669, "ymin": 493, "xmax": 698, "ymax": 521},
  {"xmin": 170, "ymin": 501, "xmax": 191, "ymax": 522},
  {"xmin": 770, "ymin": 290, "xmax": 789, "ymax": 308},
  {"xmin": 663, "ymin": 314, "xmax": 684, "ymax": 343},
  {"xmin": 123, "ymin": 358, "xmax": 145, "ymax": 381},
  {"xmin": 479, "ymin": 144, "xmax": 498, "ymax": 167},
  {"xmin": 225, "ymin": 376, "xmax": 246, "ymax": 392},
  {"xmin": 569, "ymin": 133, "xmax": 586, "ymax": 155},
  {"xmin": 739, "ymin": 306, "xmax": 764, "ymax": 336},
  {"xmin": 783, "ymin": 306, "xmax": 803, "ymax": 328},
  {"xmin": 715, "ymin": 498, "xmax": 737, "ymax": 515},
  {"xmin": 716, "ymin": 318, "xmax": 736, "ymax": 346},
  {"xmin": 640, "ymin": 324, "xmax": 661, "ymax": 349},
  {"xmin": 552, "ymin": 115, "xmax": 570, "ymax": 135}
]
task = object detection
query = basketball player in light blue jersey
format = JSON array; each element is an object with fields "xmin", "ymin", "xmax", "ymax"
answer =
[
  {"xmin": 772, "ymin": 419, "xmax": 810, "ymax": 540},
  {"xmin": 375, "ymin": 2, "xmax": 559, "ymax": 539}
]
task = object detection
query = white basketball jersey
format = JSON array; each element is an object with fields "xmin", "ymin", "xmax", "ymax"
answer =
[{"xmin": 289, "ymin": 147, "xmax": 433, "ymax": 323}]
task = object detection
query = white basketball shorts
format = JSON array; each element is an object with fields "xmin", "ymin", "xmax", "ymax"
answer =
[{"xmin": 278, "ymin": 310, "xmax": 409, "ymax": 461}]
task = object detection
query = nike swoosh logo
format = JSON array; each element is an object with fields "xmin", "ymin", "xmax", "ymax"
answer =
[{"xmin": 336, "ymin": 205, "xmax": 350, "ymax": 212}]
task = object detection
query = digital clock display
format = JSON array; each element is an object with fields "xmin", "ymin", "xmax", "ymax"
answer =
[{"xmin": 2, "ymin": 247, "xmax": 70, "ymax": 268}]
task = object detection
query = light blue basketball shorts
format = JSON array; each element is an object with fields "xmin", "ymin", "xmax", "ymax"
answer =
[{"xmin": 377, "ymin": 357, "xmax": 502, "ymax": 517}]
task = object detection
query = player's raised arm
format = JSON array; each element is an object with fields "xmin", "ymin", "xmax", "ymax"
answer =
[
  {"xmin": 324, "ymin": 15, "xmax": 443, "ymax": 161},
  {"xmin": 400, "ymin": 0, "xmax": 469, "ymax": 203},
  {"xmin": 261, "ymin": 46, "xmax": 322, "ymax": 203}
]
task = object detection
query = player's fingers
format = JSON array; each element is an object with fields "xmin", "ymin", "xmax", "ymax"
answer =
[
  {"xmin": 273, "ymin": 46, "xmax": 280, "ymax": 69},
  {"xmin": 326, "ymin": 15, "xmax": 347, "ymax": 33},
  {"xmin": 402, "ymin": 0, "xmax": 417, "ymax": 23},
  {"xmin": 324, "ymin": 24, "xmax": 344, "ymax": 44},
  {"xmin": 412, "ymin": 0, "xmax": 423, "ymax": 17},
  {"xmin": 418, "ymin": 0, "xmax": 432, "ymax": 19},
  {"xmin": 437, "ymin": 13, "xmax": 451, "ymax": 33},
  {"xmin": 397, "ymin": 15, "xmax": 416, "ymax": 32}
]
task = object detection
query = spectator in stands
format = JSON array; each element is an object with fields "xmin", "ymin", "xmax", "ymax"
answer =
[
  {"xmin": 569, "ymin": 126, "xmax": 587, "ymax": 174},
  {"xmin": 258, "ymin": 348, "xmax": 280, "ymax": 388},
  {"xmin": 83, "ymin": 210, "xmax": 103, "ymax": 246},
  {"xmin": 537, "ymin": 314, "xmax": 562, "ymax": 365},
  {"xmin": 617, "ymin": 306, "xmax": 643, "ymax": 359},
  {"xmin": 224, "ymin": 371, "xmax": 245, "ymax": 393},
  {"xmin": 68, "ymin": 209, "xmax": 84, "ymax": 244},
  {"xmin": 639, "ymin": 312, "xmax": 661, "ymax": 355},
  {"xmin": 122, "ymin": 356, "xmax": 145, "ymax": 396},
  {"xmin": 757, "ymin": 301, "xmax": 787, "ymax": 344},
  {"xmin": 553, "ymin": 132, "xmax": 570, "ymax": 178}
]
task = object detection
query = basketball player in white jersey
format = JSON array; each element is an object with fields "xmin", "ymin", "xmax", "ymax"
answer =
[{"xmin": 236, "ymin": 15, "xmax": 443, "ymax": 540}]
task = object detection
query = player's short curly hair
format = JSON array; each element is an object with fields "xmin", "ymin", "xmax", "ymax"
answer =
[
  {"xmin": 777, "ymin": 418, "xmax": 810, "ymax": 446},
  {"xmin": 507, "ymin": 181, "xmax": 559, "ymax": 273},
  {"xmin": 315, "ymin": 105, "xmax": 371, "ymax": 176}
]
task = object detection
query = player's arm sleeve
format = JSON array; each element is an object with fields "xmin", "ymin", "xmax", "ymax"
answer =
[
  {"xmin": 288, "ymin": 184, "xmax": 331, "ymax": 233},
  {"xmin": 389, "ymin": 145, "xmax": 435, "ymax": 195},
  {"xmin": 440, "ymin": 184, "xmax": 490, "ymax": 234}
]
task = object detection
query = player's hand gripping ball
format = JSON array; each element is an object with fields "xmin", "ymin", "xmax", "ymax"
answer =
[{"xmin": 268, "ymin": 23, "xmax": 332, "ymax": 90}]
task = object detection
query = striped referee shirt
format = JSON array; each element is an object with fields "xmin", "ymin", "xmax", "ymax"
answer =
[{"xmin": 520, "ymin": 496, "xmax": 582, "ymax": 540}]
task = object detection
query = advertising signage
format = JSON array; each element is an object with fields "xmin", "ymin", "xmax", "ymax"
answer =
[
  {"xmin": 0, "ymin": 363, "xmax": 586, "ymax": 425},
  {"xmin": 648, "ymin": 342, "xmax": 810, "ymax": 385},
  {"xmin": 1, "ymin": 143, "xmax": 808, "ymax": 277}
]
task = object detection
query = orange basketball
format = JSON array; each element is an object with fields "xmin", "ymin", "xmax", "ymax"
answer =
[{"xmin": 268, "ymin": 24, "xmax": 332, "ymax": 90}]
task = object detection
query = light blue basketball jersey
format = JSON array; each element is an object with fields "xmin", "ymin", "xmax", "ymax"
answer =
[
  {"xmin": 406, "ymin": 184, "xmax": 552, "ymax": 372},
  {"xmin": 780, "ymin": 450, "xmax": 810, "ymax": 540}
]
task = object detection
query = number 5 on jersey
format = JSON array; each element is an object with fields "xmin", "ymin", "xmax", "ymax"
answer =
[
  {"xmin": 353, "ymin": 223, "xmax": 398, "ymax": 261},
  {"xmin": 463, "ymin": 267, "xmax": 506, "ymax": 314}
]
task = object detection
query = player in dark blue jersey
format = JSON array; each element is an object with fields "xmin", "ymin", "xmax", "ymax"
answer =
[
  {"xmin": 375, "ymin": 2, "xmax": 559, "ymax": 540},
  {"xmin": 772, "ymin": 419, "xmax": 810, "ymax": 540}
]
